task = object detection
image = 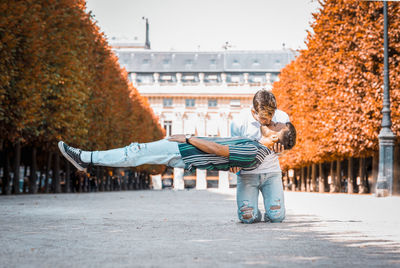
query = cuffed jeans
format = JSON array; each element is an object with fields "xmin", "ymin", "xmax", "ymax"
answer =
[
  {"xmin": 237, "ymin": 172, "xmax": 285, "ymax": 224},
  {"xmin": 91, "ymin": 139, "xmax": 186, "ymax": 168}
]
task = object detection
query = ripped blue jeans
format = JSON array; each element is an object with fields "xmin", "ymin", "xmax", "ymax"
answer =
[
  {"xmin": 237, "ymin": 172, "xmax": 285, "ymax": 224},
  {"xmin": 91, "ymin": 139, "xmax": 186, "ymax": 168}
]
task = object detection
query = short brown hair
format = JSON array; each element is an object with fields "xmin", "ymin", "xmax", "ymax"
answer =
[
  {"xmin": 281, "ymin": 122, "xmax": 296, "ymax": 150},
  {"xmin": 253, "ymin": 89, "xmax": 277, "ymax": 112}
]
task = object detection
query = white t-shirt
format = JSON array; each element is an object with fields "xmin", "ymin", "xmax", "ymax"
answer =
[{"xmin": 230, "ymin": 108, "xmax": 290, "ymax": 174}]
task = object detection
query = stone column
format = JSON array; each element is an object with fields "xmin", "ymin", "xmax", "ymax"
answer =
[
  {"xmin": 221, "ymin": 73, "xmax": 227, "ymax": 85},
  {"xmin": 173, "ymin": 167, "xmax": 185, "ymax": 190},
  {"xmin": 196, "ymin": 169, "xmax": 207, "ymax": 190},
  {"xmin": 153, "ymin": 72, "xmax": 159, "ymax": 85},
  {"xmin": 196, "ymin": 112, "xmax": 206, "ymax": 136},
  {"xmin": 244, "ymin": 73, "xmax": 249, "ymax": 84},
  {"xmin": 130, "ymin": 73, "xmax": 137, "ymax": 84},
  {"xmin": 218, "ymin": 171, "xmax": 229, "ymax": 191},
  {"xmin": 219, "ymin": 111, "xmax": 229, "ymax": 137},
  {"xmin": 151, "ymin": 174, "xmax": 162, "ymax": 190},
  {"xmin": 172, "ymin": 112, "xmax": 184, "ymax": 135},
  {"xmin": 176, "ymin": 72, "xmax": 182, "ymax": 84},
  {"xmin": 199, "ymin": 73, "xmax": 204, "ymax": 85},
  {"xmin": 266, "ymin": 73, "xmax": 272, "ymax": 85}
]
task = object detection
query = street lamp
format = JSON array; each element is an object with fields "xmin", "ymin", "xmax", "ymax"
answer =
[{"xmin": 375, "ymin": 1, "xmax": 396, "ymax": 197}]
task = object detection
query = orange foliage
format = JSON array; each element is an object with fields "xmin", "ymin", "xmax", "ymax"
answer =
[
  {"xmin": 0, "ymin": 0, "xmax": 165, "ymax": 173},
  {"xmin": 273, "ymin": 0, "xmax": 400, "ymax": 170}
]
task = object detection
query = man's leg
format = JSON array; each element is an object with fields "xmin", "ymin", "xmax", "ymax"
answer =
[
  {"xmin": 236, "ymin": 174, "xmax": 262, "ymax": 224},
  {"xmin": 60, "ymin": 139, "xmax": 185, "ymax": 170},
  {"xmin": 260, "ymin": 172, "xmax": 285, "ymax": 223},
  {"xmin": 91, "ymin": 139, "xmax": 183, "ymax": 167}
]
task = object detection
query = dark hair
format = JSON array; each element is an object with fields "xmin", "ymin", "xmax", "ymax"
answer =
[
  {"xmin": 253, "ymin": 89, "xmax": 277, "ymax": 112},
  {"xmin": 280, "ymin": 122, "xmax": 296, "ymax": 150}
]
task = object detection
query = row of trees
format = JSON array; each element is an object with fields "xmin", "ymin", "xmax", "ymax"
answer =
[
  {"xmin": 273, "ymin": 0, "xmax": 400, "ymax": 193},
  {"xmin": 0, "ymin": 0, "xmax": 165, "ymax": 194}
]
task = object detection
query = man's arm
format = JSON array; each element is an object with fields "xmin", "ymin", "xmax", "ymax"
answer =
[{"xmin": 168, "ymin": 135, "xmax": 229, "ymax": 157}]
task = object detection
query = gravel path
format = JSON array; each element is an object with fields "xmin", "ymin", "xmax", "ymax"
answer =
[{"xmin": 1, "ymin": 190, "xmax": 399, "ymax": 267}]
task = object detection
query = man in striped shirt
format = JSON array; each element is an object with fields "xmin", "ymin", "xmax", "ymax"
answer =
[{"xmin": 58, "ymin": 123, "xmax": 296, "ymax": 176}]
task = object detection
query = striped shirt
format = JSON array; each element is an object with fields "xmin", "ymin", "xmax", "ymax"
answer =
[{"xmin": 178, "ymin": 137, "xmax": 272, "ymax": 172}]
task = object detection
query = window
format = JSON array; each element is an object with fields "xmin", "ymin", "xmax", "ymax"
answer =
[
  {"xmin": 230, "ymin": 76, "xmax": 240, "ymax": 83},
  {"xmin": 163, "ymin": 121, "xmax": 172, "ymax": 137},
  {"xmin": 160, "ymin": 75, "xmax": 172, "ymax": 81},
  {"xmin": 249, "ymin": 73, "xmax": 265, "ymax": 83},
  {"xmin": 182, "ymin": 75, "xmax": 195, "ymax": 81},
  {"xmin": 208, "ymin": 99, "xmax": 217, "ymax": 107},
  {"xmin": 204, "ymin": 74, "xmax": 220, "ymax": 83},
  {"xmin": 227, "ymin": 73, "xmax": 243, "ymax": 83},
  {"xmin": 136, "ymin": 74, "xmax": 154, "ymax": 84},
  {"xmin": 230, "ymin": 99, "xmax": 240, "ymax": 107},
  {"xmin": 185, "ymin": 99, "xmax": 195, "ymax": 107},
  {"xmin": 185, "ymin": 59, "xmax": 193, "ymax": 66},
  {"xmin": 210, "ymin": 59, "xmax": 216, "ymax": 65},
  {"xmin": 142, "ymin": 59, "xmax": 150, "ymax": 65},
  {"xmin": 163, "ymin": 98, "xmax": 173, "ymax": 107}
]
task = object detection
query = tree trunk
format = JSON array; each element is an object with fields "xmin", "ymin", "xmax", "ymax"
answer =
[
  {"xmin": 295, "ymin": 169, "xmax": 300, "ymax": 191},
  {"xmin": 29, "ymin": 147, "xmax": 38, "ymax": 194},
  {"xmin": 329, "ymin": 161, "xmax": 335, "ymax": 193},
  {"xmin": 65, "ymin": 160, "xmax": 71, "ymax": 193},
  {"xmin": 12, "ymin": 141, "xmax": 21, "ymax": 194},
  {"xmin": 358, "ymin": 157, "xmax": 366, "ymax": 194},
  {"xmin": 52, "ymin": 153, "xmax": 60, "ymax": 193},
  {"xmin": 2, "ymin": 146, "xmax": 11, "ymax": 195},
  {"xmin": 318, "ymin": 163, "xmax": 325, "ymax": 193},
  {"xmin": 45, "ymin": 152, "xmax": 53, "ymax": 193},
  {"xmin": 335, "ymin": 159, "xmax": 342, "ymax": 192},
  {"xmin": 96, "ymin": 167, "xmax": 101, "ymax": 192},
  {"xmin": 347, "ymin": 157, "xmax": 354, "ymax": 194},
  {"xmin": 300, "ymin": 166, "xmax": 306, "ymax": 191},
  {"xmin": 290, "ymin": 170, "xmax": 296, "ymax": 191},
  {"xmin": 371, "ymin": 151, "xmax": 379, "ymax": 194},
  {"xmin": 311, "ymin": 164, "xmax": 317, "ymax": 192},
  {"xmin": 99, "ymin": 168, "xmax": 104, "ymax": 191}
]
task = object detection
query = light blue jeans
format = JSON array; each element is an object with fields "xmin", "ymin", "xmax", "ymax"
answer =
[
  {"xmin": 91, "ymin": 139, "xmax": 186, "ymax": 168},
  {"xmin": 237, "ymin": 172, "xmax": 285, "ymax": 224}
]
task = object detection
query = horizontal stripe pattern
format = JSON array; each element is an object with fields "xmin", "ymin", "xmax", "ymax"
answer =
[{"xmin": 178, "ymin": 137, "xmax": 272, "ymax": 171}]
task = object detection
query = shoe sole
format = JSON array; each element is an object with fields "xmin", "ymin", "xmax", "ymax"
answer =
[{"xmin": 58, "ymin": 141, "xmax": 87, "ymax": 172}]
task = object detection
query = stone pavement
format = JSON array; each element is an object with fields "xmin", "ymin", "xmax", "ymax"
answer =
[{"xmin": 0, "ymin": 189, "xmax": 399, "ymax": 268}]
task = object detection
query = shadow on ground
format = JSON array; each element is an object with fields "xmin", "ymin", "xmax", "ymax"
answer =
[{"xmin": 0, "ymin": 190, "xmax": 399, "ymax": 267}]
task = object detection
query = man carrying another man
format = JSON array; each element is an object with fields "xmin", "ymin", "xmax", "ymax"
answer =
[{"xmin": 231, "ymin": 89, "xmax": 291, "ymax": 224}]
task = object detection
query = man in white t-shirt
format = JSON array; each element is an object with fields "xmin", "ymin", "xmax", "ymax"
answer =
[{"xmin": 230, "ymin": 90, "xmax": 290, "ymax": 223}]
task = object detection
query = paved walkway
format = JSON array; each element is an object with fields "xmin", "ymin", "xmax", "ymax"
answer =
[{"xmin": 0, "ymin": 190, "xmax": 399, "ymax": 267}]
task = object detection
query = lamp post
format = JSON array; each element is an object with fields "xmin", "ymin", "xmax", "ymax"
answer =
[{"xmin": 375, "ymin": 1, "xmax": 396, "ymax": 197}]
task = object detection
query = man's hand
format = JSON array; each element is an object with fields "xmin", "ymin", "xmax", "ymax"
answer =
[
  {"xmin": 273, "ymin": 142, "xmax": 285, "ymax": 153},
  {"xmin": 229, "ymin": 167, "xmax": 242, "ymax": 174},
  {"xmin": 167, "ymin": 135, "xmax": 186, "ymax": 143}
]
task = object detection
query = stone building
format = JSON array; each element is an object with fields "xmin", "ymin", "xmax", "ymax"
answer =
[{"xmin": 112, "ymin": 40, "xmax": 297, "ymax": 189}]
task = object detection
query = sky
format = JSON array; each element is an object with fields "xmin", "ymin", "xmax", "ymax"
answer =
[{"xmin": 85, "ymin": 0, "xmax": 321, "ymax": 51}]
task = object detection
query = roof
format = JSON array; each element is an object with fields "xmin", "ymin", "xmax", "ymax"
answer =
[{"xmin": 114, "ymin": 50, "xmax": 298, "ymax": 73}]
